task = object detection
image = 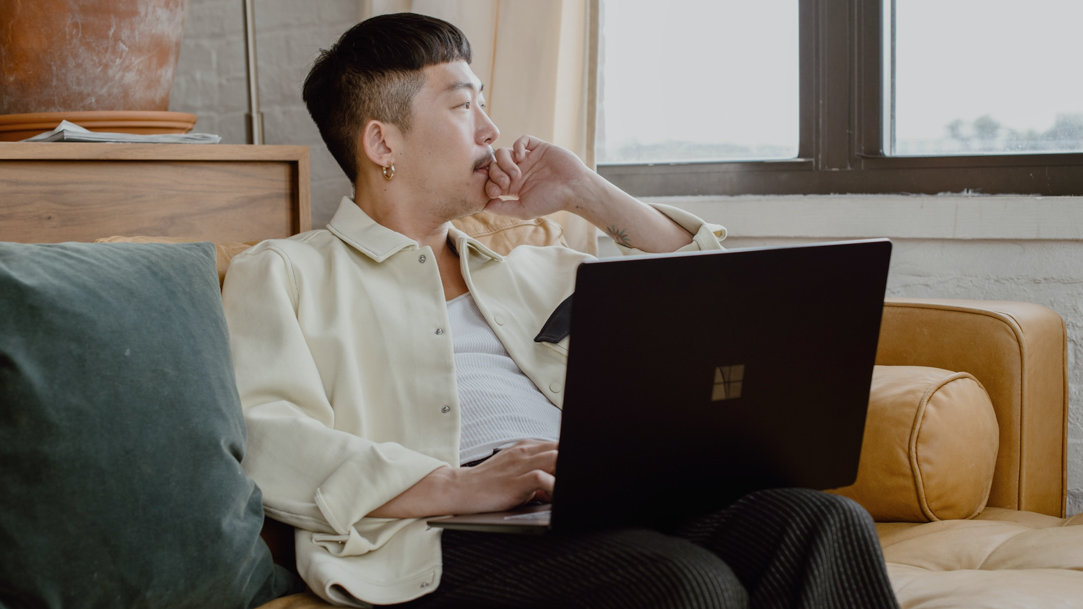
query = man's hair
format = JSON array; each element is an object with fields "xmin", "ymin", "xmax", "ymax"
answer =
[{"xmin": 303, "ymin": 13, "xmax": 472, "ymax": 182}]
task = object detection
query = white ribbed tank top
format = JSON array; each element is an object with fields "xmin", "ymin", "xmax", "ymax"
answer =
[{"xmin": 446, "ymin": 292, "xmax": 561, "ymax": 466}]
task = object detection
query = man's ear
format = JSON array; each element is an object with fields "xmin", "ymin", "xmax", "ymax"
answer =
[{"xmin": 359, "ymin": 120, "xmax": 398, "ymax": 169}]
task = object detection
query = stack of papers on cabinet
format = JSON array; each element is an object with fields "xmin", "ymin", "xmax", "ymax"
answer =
[{"xmin": 23, "ymin": 121, "xmax": 221, "ymax": 144}]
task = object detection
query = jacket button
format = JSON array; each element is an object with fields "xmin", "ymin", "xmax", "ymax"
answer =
[
  {"xmin": 418, "ymin": 254, "xmax": 427, "ymax": 263},
  {"xmin": 434, "ymin": 328, "xmax": 444, "ymax": 335},
  {"xmin": 441, "ymin": 405, "xmax": 451, "ymax": 414}
]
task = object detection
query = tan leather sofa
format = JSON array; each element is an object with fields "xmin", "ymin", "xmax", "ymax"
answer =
[
  {"xmin": 854, "ymin": 298, "xmax": 1083, "ymax": 608},
  {"xmin": 107, "ymin": 217, "xmax": 1083, "ymax": 609}
]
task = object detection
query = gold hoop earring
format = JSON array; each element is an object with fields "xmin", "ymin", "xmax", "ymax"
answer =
[{"xmin": 382, "ymin": 163, "xmax": 396, "ymax": 181}]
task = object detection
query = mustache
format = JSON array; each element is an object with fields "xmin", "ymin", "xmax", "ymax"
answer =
[{"xmin": 473, "ymin": 147, "xmax": 496, "ymax": 172}]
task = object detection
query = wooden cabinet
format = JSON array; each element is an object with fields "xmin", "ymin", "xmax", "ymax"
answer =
[{"xmin": 0, "ymin": 143, "xmax": 310, "ymax": 243}]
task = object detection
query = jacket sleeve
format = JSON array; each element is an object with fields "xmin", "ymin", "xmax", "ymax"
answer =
[{"xmin": 221, "ymin": 244, "xmax": 445, "ymax": 542}]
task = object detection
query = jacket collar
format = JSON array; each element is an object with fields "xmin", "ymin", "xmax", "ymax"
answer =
[
  {"xmin": 326, "ymin": 196, "xmax": 503, "ymax": 264},
  {"xmin": 447, "ymin": 224, "xmax": 503, "ymax": 262}
]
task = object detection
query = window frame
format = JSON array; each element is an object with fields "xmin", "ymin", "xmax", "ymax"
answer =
[{"xmin": 597, "ymin": 0, "xmax": 1083, "ymax": 197}]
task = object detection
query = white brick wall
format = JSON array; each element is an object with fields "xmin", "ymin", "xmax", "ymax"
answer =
[
  {"xmin": 171, "ymin": 0, "xmax": 360, "ymax": 227},
  {"xmin": 170, "ymin": 2, "xmax": 1082, "ymax": 517}
]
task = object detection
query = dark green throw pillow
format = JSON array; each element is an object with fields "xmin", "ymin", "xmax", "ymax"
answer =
[{"xmin": 0, "ymin": 242, "xmax": 291, "ymax": 609}]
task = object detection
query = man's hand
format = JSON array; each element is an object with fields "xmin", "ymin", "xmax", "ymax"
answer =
[
  {"xmin": 484, "ymin": 135, "xmax": 591, "ymax": 219},
  {"xmin": 484, "ymin": 135, "xmax": 694, "ymax": 252},
  {"xmin": 367, "ymin": 439, "xmax": 557, "ymax": 519},
  {"xmin": 454, "ymin": 440, "xmax": 557, "ymax": 509}
]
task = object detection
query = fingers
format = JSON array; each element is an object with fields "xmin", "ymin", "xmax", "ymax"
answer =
[
  {"xmin": 512, "ymin": 135, "xmax": 536, "ymax": 163},
  {"xmin": 496, "ymin": 146, "xmax": 521, "ymax": 179},
  {"xmin": 525, "ymin": 471, "xmax": 556, "ymax": 504},
  {"xmin": 509, "ymin": 442, "xmax": 557, "ymax": 500},
  {"xmin": 483, "ymin": 135, "xmax": 573, "ymax": 220},
  {"xmin": 483, "ymin": 440, "xmax": 557, "ymax": 474},
  {"xmin": 506, "ymin": 439, "xmax": 558, "ymax": 474},
  {"xmin": 486, "ymin": 146, "xmax": 521, "ymax": 196},
  {"xmin": 462, "ymin": 440, "xmax": 557, "ymax": 509},
  {"xmin": 487, "ymin": 136, "xmax": 540, "ymax": 195},
  {"xmin": 517, "ymin": 467, "xmax": 556, "ymax": 505}
]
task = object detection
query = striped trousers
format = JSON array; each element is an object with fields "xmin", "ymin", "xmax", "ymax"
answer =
[{"xmin": 389, "ymin": 487, "xmax": 898, "ymax": 609}]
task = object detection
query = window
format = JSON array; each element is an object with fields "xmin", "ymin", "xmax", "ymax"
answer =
[
  {"xmin": 891, "ymin": 0, "xmax": 1083, "ymax": 156},
  {"xmin": 596, "ymin": 0, "xmax": 1083, "ymax": 196},
  {"xmin": 596, "ymin": 1, "xmax": 799, "ymax": 164}
]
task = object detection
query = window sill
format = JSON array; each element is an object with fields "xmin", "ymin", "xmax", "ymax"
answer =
[{"xmin": 653, "ymin": 194, "xmax": 1083, "ymax": 242}]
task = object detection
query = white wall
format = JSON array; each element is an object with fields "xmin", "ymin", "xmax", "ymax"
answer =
[{"xmin": 170, "ymin": 1, "xmax": 1082, "ymax": 517}]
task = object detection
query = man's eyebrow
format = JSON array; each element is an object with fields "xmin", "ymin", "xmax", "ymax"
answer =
[{"xmin": 445, "ymin": 81, "xmax": 484, "ymax": 94}]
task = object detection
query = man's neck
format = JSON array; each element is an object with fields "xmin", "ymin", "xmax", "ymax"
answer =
[
  {"xmin": 353, "ymin": 183, "xmax": 454, "ymax": 254},
  {"xmin": 352, "ymin": 181, "xmax": 468, "ymax": 300}
]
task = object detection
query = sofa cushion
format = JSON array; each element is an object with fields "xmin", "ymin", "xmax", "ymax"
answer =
[
  {"xmin": 0, "ymin": 242, "xmax": 292, "ymax": 609},
  {"xmin": 877, "ymin": 298, "xmax": 1068, "ymax": 517},
  {"xmin": 878, "ymin": 508, "xmax": 1083, "ymax": 609},
  {"xmin": 95, "ymin": 235, "xmax": 255, "ymax": 285},
  {"xmin": 831, "ymin": 365, "xmax": 999, "ymax": 521}
]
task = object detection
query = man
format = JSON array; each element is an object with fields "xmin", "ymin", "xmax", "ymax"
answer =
[{"xmin": 222, "ymin": 12, "xmax": 899, "ymax": 609}]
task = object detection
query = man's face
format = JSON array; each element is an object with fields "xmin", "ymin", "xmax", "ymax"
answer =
[{"xmin": 395, "ymin": 60, "xmax": 500, "ymax": 219}]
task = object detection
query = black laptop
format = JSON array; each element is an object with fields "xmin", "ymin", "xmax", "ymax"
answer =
[{"xmin": 428, "ymin": 238, "xmax": 891, "ymax": 534}]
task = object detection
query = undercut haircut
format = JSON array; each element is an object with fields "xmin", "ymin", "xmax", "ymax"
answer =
[{"xmin": 303, "ymin": 13, "xmax": 472, "ymax": 182}]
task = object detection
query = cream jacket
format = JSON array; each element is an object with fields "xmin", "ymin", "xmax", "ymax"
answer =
[{"xmin": 222, "ymin": 197, "xmax": 726, "ymax": 606}]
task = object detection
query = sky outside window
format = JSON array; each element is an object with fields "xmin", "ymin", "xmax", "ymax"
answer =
[
  {"xmin": 892, "ymin": 0, "xmax": 1083, "ymax": 155},
  {"xmin": 596, "ymin": 0, "xmax": 799, "ymax": 164}
]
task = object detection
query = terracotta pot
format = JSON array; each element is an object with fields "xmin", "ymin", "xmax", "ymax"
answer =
[{"xmin": 0, "ymin": 0, "xmax": 188, "ymax": 114}]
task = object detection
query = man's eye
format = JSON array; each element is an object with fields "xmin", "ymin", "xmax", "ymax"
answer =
[{"xmin": 462, "ymin": 101, "xmax": 472, "ymax": 110}]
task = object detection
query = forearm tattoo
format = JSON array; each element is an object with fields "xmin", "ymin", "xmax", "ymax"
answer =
[{"xmin": 606, "ymin": 226, "xmax": 633, "ymax": 248}]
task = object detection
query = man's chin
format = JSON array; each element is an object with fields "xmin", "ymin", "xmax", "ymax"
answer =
[{"xmin": 446, "ymin": 196, "xmax": 490, "ymax": 222}]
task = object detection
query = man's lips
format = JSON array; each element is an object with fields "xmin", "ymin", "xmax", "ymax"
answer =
[{"xmin": 473, "ymin": 149, "xmax": 496, "ymax": 173}]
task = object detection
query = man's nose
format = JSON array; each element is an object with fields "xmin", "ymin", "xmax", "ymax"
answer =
[{"xmin": 478, "ymin": 109, "xmax": 500, "ymax": 144}]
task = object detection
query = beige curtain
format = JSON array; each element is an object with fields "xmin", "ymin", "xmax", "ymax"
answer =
[{"xmin": 368, "ymin": 0, "xmax": 601, "ymax": 253}]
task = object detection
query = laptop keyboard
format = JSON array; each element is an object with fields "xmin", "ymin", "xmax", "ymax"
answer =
[{"xmin": 504, "ymin": 509, "xmax": 551, "ymax": 521}]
